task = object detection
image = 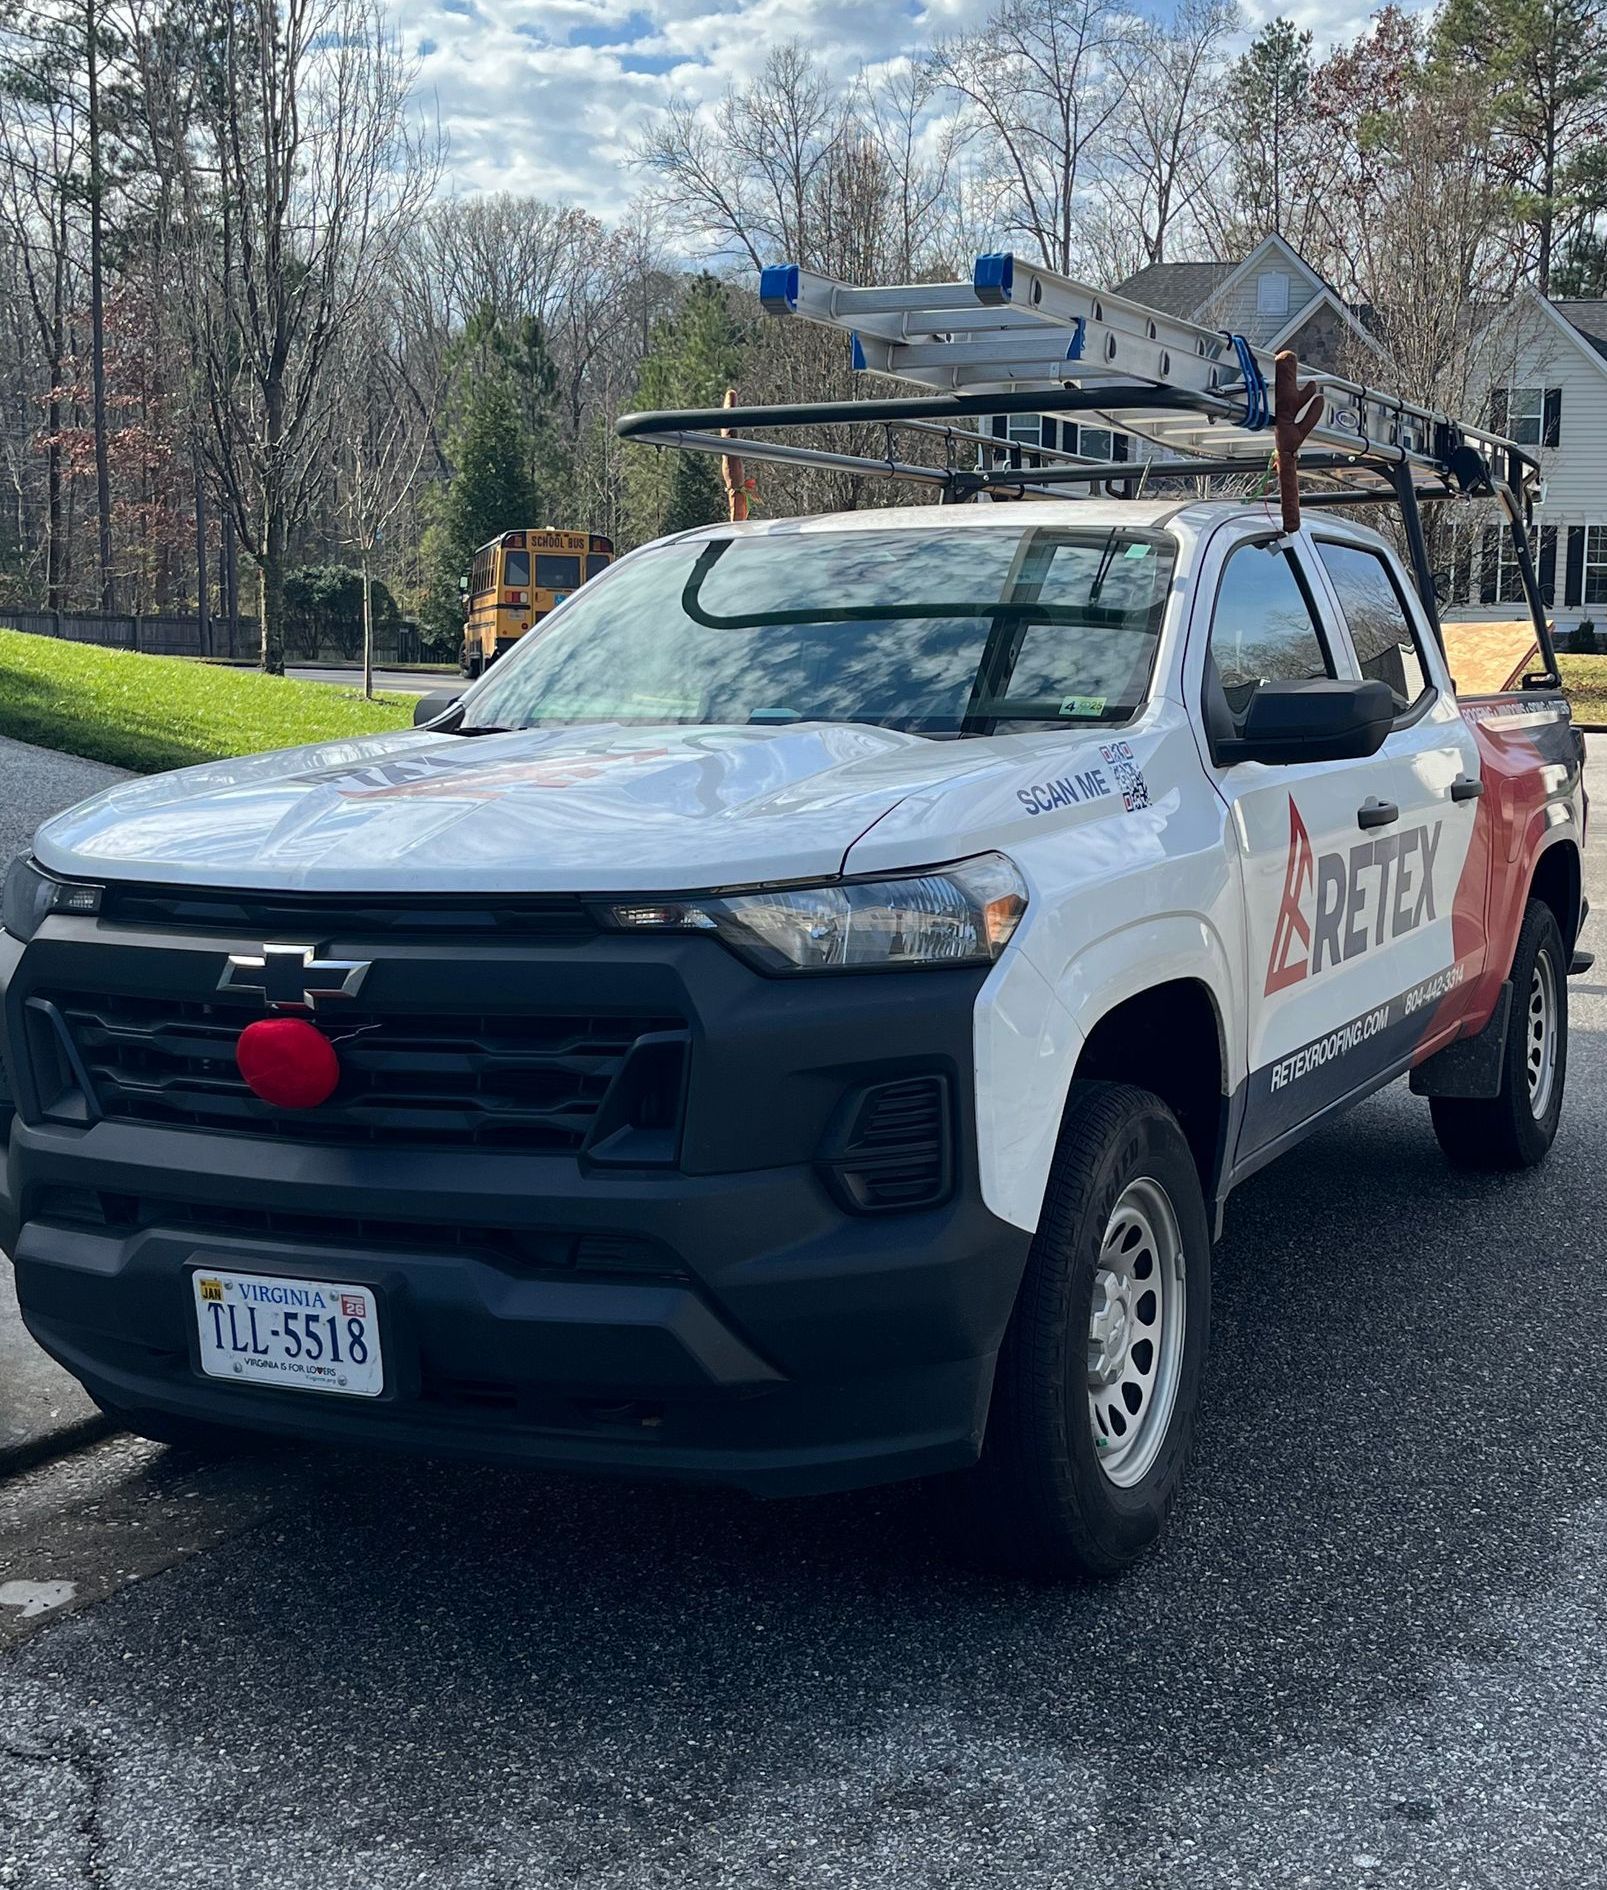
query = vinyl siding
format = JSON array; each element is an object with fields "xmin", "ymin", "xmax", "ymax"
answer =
[{"xmin": 1494, "ymin": 307, "xmax": 1607, "ymax": 528}]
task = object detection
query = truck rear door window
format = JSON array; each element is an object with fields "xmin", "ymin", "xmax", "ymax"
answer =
[{"xmin": 1314, "ymin": 539, "xmax": 1430, "ymax": 713}]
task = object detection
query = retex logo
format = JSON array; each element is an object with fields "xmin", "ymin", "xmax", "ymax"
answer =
[{"xmin": 1264, "ymin": 798, "xmax": 1442, "ymax": 995}]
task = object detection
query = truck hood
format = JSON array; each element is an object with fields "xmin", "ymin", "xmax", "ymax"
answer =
[{"xmin": 32, "ymin": 723, "xmax": 1008, "ymax": 894}]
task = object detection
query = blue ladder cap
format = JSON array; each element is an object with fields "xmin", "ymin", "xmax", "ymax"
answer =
[
  {"xmin": 850, "ymin": 333, "xmax": 868, "ymax": 372},
  {"xmin": 974, "ymin": 252, "xmax": 1015, "ymax": 305},
  {"xmin": 1065, "ymin": 318, "xmax": 1086, "ymax": 363},
  {"xmin": 759, "ymin": 263, "xmax": 800, "ymax": 313}
]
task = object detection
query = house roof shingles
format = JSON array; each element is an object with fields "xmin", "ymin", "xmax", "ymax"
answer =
[
  {"xmin": 1114, "ymin": 261, "xmax": 1236, "ymax": 317},
  {"xmin": 1555, "ymin": 300, "xmax": 1607, "ymax": 361}
]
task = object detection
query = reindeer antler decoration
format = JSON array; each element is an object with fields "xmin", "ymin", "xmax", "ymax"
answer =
[
  {"xmin": 1273, "ymin": 351, "xmax": 1325, "ymax": 535},
  {"xmin": 721, "ymin": 388, "xmax": 749, "ymax": 523}
]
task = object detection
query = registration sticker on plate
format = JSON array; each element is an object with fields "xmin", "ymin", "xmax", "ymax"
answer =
[{"xmin": 192, "ymin": 1268, "xmax": 384, "ymax": 1398}]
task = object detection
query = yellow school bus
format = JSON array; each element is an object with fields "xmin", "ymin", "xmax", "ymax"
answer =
[{"xmin": 461, "ymin": 529, "xmax": 614, "ymax": 676}]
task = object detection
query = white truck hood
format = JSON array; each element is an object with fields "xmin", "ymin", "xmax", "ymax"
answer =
[{"xmin": 31, "ymin": 722, "xmax": 1008, "ymax": 894}]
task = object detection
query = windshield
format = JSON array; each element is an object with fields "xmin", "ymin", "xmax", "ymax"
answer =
[{"xmin": 460, "ymin": 525, "xmax": 1177, "ymax": 739}]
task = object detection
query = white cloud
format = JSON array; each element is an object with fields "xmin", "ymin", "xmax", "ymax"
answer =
[{"xmin": 404, "ymin": 0, "xmax": 1442, "ymax": 216}]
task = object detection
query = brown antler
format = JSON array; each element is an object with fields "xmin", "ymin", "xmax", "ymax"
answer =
[
  {"xmin": 1273, "ymin": 351, "xmax": 1325, "ymax": 535},
  {"xmin": 720, "ymin": 388, "xmax": 749, "ymax": 523}
]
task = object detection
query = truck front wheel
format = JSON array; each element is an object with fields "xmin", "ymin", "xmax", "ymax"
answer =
[
  {"xmin": 964, "ymin": 1081, "xmax": 1211, "ymax": 1578},
  {"xmin": 1430, "ymin": 897, "xmax": 1567, "ymax": 1170}
]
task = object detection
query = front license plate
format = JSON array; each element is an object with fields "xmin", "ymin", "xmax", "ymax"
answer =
[{"xmin": 192, "ymin": 1268, "xmax": 384, "ymax": 1398}]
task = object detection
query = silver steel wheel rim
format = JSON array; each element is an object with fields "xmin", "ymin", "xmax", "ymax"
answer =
[
  {"xmin": 1086, "ymin": 1177, "xmax": 1186, "ymax": 1488},
  {"xmin": 1527, "ymin": 950, "xmax": 1558, "ymax": 1119}
]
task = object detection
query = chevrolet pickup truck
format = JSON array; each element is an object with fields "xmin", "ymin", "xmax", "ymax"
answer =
[{"xmin": 0, "ymin": 496, "xmax": 1586, "ymax": 1575}]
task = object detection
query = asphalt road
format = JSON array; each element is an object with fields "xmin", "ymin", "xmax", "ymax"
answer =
[
  {"xmin": 1, "ymin": 746, "xmax": 1605, "ymax": 1888},
  {"xmin": 286, "ymin": 666, "xmax": 460, "ymax": 699}
]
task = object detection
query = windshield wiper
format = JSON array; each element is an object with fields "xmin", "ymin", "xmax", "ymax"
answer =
[{"xmin": 1087, "ymin": 528, "xmax": 1121, "ymax": 604}]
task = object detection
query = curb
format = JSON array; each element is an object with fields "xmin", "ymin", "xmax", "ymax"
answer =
[{"xmin": 0, "ymin": 1412, "xmax": 113, "ymax": 1482}]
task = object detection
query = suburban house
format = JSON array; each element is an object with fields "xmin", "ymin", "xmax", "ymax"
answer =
[{"xmin": 1099, "ymin": 233, "xmax": 1607, "ymax": 641}]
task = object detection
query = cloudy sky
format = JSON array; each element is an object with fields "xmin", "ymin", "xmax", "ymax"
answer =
[{"xmin": 399, "ymin": 0, "xmax": 1406, "ymax": 214}]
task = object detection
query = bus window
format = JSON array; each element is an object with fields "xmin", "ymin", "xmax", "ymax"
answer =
[
  {"xmin": 536, "ymin": 554, "xmax": 583, "ymax": 591},
  {"xmin": 504, "ymin": 550, "xmax": 530, "ymax": 589},
  {"xmin": 586, "ymin": 554, "xmax": 611, "ymax": 579}
]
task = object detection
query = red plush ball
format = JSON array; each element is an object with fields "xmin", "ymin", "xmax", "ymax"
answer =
[{"xmin": 236, "ymin": 1016, "xmax": 341, "ymax": 1109}]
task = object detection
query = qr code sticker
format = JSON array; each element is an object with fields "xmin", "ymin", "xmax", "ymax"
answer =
[{"xmin": 1100, "ymin": 742, "xmax": 1149, "ymax": 811}]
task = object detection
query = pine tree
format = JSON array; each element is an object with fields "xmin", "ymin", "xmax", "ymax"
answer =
[
  {"xmin": 622, "ymin": 275, "xmax": 746, "ymax": 546},
  {"xmin": 1433, "ymin": 0, "xmax": 1607, "ymax": 292},
  {"xmin": 1223, "ymin": 20, "xmax": 1316, "ymax": 245},
  {"xmin": 420, "ymin": 371, "xmax": 539, "ymax": 638}
]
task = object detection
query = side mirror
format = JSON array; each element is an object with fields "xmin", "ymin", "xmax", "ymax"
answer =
[
  {"xmin": 458, "ymin": 576, "xmax": 470, "ymax": 596},
  {"xmin": 413, "ymin": 689, "xmax": 462, "ymax": 728},
  {"xmin": 1222, "ymin": 678, "xmax": 1395, "ymax": 766}
]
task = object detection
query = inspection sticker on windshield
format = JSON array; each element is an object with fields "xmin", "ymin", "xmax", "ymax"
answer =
[
  {"xmin": 1058, "ymin": 695, "xmax": 1107, "ymax": 718},
  {"xmin": 193, "ymin": 1268, "xmax": 384, "ymax": 1398}
]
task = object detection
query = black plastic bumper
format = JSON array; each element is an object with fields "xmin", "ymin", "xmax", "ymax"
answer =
[{"xmin": 0, "ymin": 919, "xmax": 1030, "ymax": 1495}]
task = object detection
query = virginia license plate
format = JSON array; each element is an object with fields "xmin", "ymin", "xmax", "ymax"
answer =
[{"xmin": 192, "ymin": 1268, "xmax": 384, "ymax": 1398}]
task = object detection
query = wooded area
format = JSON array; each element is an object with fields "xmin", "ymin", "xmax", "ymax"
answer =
[{"xmin": 2, "ymin": 0, "xmax": 1605, "ymax": 669}]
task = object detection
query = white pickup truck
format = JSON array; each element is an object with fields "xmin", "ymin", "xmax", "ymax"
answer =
[{"xmin": 0, "ymin": 494, "xmax": 1586, "ymax": 1575}]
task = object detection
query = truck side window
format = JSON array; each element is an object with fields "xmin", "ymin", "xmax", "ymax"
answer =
[
  {"xmin": 1314, "ymin": 540, "xmax": 1430, "ymax": 714},
  {"xmin": 1207, "ymin": 542, "xmax": 1337, "ymax": 727}
]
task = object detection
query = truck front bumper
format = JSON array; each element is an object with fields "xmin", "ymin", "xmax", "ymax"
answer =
[{"xmin": 0, "ymin": 921, "xmax": 1030, "ymax": 1496}]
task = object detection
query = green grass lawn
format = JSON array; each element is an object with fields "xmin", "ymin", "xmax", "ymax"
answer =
[
  {"xmin": 1559, "ymin": 653, "xmax": 1607, "ymax": 727},
  {"xmin": 0, "ymin": 628, "xmax": 416, "ymax": 773}
]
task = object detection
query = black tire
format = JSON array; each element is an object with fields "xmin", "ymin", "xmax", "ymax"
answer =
[
  {"xmin": 963, "ymin": 1081, "xmax": 1212, "ymax": 1579},
  {"xmin": 1430, "ymin": 898, "xmax": 1567, "ymax": 1171},
  {"xmin": 460, "ymin": 647, "xmax": 483, "ymax": 680}
]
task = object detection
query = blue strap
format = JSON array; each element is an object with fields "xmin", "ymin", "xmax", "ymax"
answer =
[{"xmin": 1223, "ymin": 331, "xmax": 1270, "ymax": 431}]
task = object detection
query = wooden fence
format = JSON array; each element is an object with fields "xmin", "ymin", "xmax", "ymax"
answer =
[{"xmin": 1, "ymin": 609, "xmax": 431, "ymax": 665}]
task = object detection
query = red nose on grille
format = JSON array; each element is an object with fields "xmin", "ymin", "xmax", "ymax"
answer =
[{"xmin": 236, "ymin": 1016, "xmax": 340, "ymax": 1109}]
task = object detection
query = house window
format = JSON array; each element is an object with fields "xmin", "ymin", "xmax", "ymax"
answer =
[
  {"xmin": 1074, "ymin": 424, "xmax": 1113, "ymax": 460},
  {"xmin": 1496, "ymin": 527, "xmax": 1527, "ymax": 606},
  {"xmin": 1506, "ymin": 386, "xmax": 1544, "ymax": 446},
  {"xmin": 1005, "ymin": 414, "xmax": 1042, "ymax": 449},
  {"xmin": 1586, "ymin": 527, "xmax": 1607, "ymax": 606},
  {"xmin": 1257, "ymin": 271, "xmax": 1290, "ymax": 318}
]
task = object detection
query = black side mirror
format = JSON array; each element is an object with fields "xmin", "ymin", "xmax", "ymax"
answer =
[
  {"xmin": 1222, "ymin": 678, "xmax": 1395, "ymax": 766},
  {"xmin": 413, "ymin": 689, "xmax": 462, "ymax": 728}
]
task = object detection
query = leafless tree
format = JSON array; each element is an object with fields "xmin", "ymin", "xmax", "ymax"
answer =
[
  {"xmin": 332, "ymin": 297, "xmax": 442, "ymax": 696},
  {"xmin": 129, "ymin": 0, "xmax": 439, "ymax": 672},
  {"xmin": 1104, "ymin": 0, "xmax": 1239, "ymax": 268},
  {"xmin": 930, "ymin": 0, "xmax": 1133, "ymax": 276}
]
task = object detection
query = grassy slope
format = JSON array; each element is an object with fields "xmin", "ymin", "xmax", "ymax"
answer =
[
  {"xmin": 1558, "ymin": 654, "xmax": 1607, "ymax": 727},
  {"xmin": 0, "ymin": 629, "xmax": 414, "ymax": 773}
]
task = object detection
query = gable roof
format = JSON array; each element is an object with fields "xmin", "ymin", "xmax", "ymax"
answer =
[
  {"xmin": 1555, "ymin": 300, "xmax": 1607, "ymax": 362},
  {"xmin": 1114, "ymin": 261, "xmax": 1235, "ymax": 317},
  {"xmin": 1512, "ymin": 284, "xmax": 1607, "ymax": 381}
]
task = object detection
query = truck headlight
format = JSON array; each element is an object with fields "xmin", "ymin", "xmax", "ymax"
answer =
[
  {"xmin": 607, "ymin": 853, "xmax": 1027, "ymax": 973},
  {"xmin": 1, "ymin": 857, "xmax": 102, "ymax": 942}
]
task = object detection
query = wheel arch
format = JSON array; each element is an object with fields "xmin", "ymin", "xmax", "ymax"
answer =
[
  {"xmin": 1528, "ymin": 832, "xmax": 1582, "ymax": 954},
  {"xmin": 1071, "ymin": 975, "xmax": 1231, "ymax": 1204}
]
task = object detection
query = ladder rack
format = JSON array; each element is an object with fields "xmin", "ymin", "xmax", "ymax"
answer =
[{"xmin": 614, "ymin": 253, "xmax": 1556, "ymax": 685}]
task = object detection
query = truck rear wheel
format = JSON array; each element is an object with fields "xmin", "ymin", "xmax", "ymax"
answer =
[
  {"xmin": 964, "ymin": 1081, "xmax": 1211, "ymax": 1579},
  {"xmin": 1430, "ymin": 898, "xmax": 1567, "ymax": 1170}
]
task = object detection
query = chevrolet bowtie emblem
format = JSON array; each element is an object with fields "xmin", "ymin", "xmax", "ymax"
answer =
[{"xmin": 218, "ymin": 944, "xmax": 371, "ymax": 1010}]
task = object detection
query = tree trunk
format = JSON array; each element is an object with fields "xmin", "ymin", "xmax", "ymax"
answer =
[
  {"xmin": 259, "ymin": 491, "xmax": 286, "ymax": 675},
  {"xmin": 194, "ymin": 453, "xmax": 210, "ymax": 656},
  {"xmin": 87, "ymin": 0, "xmax": 114, "ymax": 614},
  {"xmin": 362, "ymin": 553, "xmax": 375, "ymax": 700}
]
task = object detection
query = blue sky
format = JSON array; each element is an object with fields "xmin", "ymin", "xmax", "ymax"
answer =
[{"xmin": 399, "ymin": 0, "xmax": 1396, "ymax": 214}]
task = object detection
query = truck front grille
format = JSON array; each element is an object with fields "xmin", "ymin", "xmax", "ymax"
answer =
[{"xmin": 36, "ymin": 991, "xmax": 686, "ymax": 1155}]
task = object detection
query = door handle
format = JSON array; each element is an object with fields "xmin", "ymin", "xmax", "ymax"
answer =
[
  {"xmin": 1357, "ymin": 797, "xmax": 1399, "ymax": 830},
  {"xmin": 1450, "ymin": 774, "xmax": 1486, "ymax": 802}
]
